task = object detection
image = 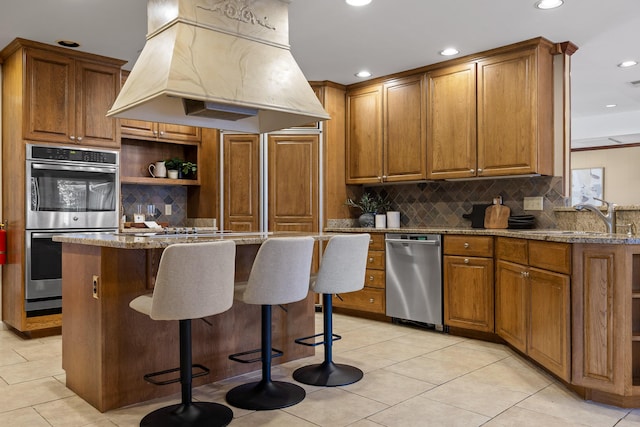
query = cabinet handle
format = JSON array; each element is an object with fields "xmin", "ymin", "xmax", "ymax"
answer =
[
  {"xmin": 521, "ymin": 271, "xmax": 530, "ymax": 278},
  {"xmin": 370, "ymin": 239, "xmax": 374, "ymax": 244},
  {"xmin": 368, "ymin": 257, "xmax": 374, "ymax": 263},
  {"xmin": 153, "ymin": 130, "xmax": 158, "ymax": 136},
  {"xmin": 159, "ymin": 131, "xmax": 164, "ymax": 136},
  {"xmin": 477, "ymin": 168, "xmax": 483, "ymax": 173},
  {"xmin": 369, "ymin": 275, "xmax": 374, "ymax": 281},
  {"xmin": 463, "ymin": 242, "xmax": 470, "ymax": 248},
  {"xmin": 69, "ymin": 135, "xmax": 76, "ymax": 140},
  {"xmin": 369, "ymin": 298, "xmax": 375, "ymax": 303},
  {"xmin": 76, "ymin": 136, "xmax": 83, "ymax": 142},
  {"xmin": 470, "ymin": 169, "xmax": 475, "ymax": 174},
  {"xmin": 464, "ymin": 258, "xmax": 469, "ymax": 264}
]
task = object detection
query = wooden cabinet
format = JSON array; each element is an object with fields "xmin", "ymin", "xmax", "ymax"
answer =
[
  {"xmin": 443, "ymin": 235, "xmax": 494, "ymax": 332},
  {"xmin": 268, "ymin": 134, "xmax": 319, "ymax": 233},
  {"xmin": 333, "ymin": 232, "xmax": 386, "ymax": 314},
  {"xmin": 223, "ymin": 133, "xmax": 260, "ymax": 232},
  {"xmin": 2, "ymin": 38, "xmax": 124, "ymax": 149},
  {"xmin": 427, "ymin": 38, "xmax": 554, "ymax": 179},
  {"xmin": 495, "ymin": 237, "xmax": 571, "ymax": 381},
  {"xmin": 346, "ymin": 74, "xmax": 426, "ymax": 184}
]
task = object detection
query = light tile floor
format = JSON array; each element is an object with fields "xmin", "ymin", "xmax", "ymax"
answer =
[{"xmin": 1, "ymin": 313, "xmax": 640, "ymax": 426}]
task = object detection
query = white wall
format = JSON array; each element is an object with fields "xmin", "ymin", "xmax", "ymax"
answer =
[{"xmin": 571, "ymin": 145, "xmax": 640, "ymax": 205}]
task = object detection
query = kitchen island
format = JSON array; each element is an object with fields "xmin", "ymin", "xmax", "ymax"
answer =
[{"xmin": 54, "ymin": 231, "xmax": 331, "ymax": 412}]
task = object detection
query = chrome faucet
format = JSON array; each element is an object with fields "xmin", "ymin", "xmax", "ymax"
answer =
[{"xmin": 573, "ymin": 198, "xmax": 616, "ymax": 234}]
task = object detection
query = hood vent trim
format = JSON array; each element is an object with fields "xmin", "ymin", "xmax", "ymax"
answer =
[{"xmin": 108, "ymin": 0, "xmax": 329, "ymax": 133}]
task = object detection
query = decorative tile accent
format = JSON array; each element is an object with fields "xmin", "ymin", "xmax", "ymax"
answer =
[{"xmin": 333, "ymin": 176, "xmax": 565, "ymax": 229}]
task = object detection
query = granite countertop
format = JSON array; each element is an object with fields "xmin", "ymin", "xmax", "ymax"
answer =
[
  {"xmin": 53, "ymin": 231, "xmax": 335, "ymax": 249},
  {"xmin": 324, "ymin": 227, "xmax": 640, "ymax": 244}
]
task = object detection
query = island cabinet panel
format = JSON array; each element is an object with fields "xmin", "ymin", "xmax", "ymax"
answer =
[
  {"xmin": 495, "ymin": 237, "xmax": 571, "ymax": 381},
  {"xmin": 62, "ymin": 242, "xmax": 314, "ymax": 412},
  {"xmin": 572, "ymin": 244, "xmax": 627, "ymax": 394},
  {"xmin": 443, "ymin": 235, "xmax": 494, "ymax": 332}
]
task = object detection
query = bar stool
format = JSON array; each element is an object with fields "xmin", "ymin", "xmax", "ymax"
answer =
[
  {"xmin": 293, "ymin": 233, "xmax": 370, "ymax": 386},
  {"xmin": 129, "ymin": 240, "xmax": 236, "ymax": 427},
  {"xmin": 226, "ymin": 236, "xmax": 315, "ymax": 411}
]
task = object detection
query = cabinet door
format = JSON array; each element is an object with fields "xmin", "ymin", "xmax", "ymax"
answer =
[
  {"xmin": 477, "ymin": 48, "xmax": 537, "ymax": 176},
  {"xmin": 158, "ymin": 123, "xmax": 201, "ymax": 142},
  {"xmin": 24, "ymin": 47, "xmax": 76, "ymax": 143},
  {"xmin": 528, "ymin": 267, "xmax": 571, "ymax": 381},
  {"xmin": 426, "ymin": 63, "xmax": 477, "ymax": 179},
  {"xmin": 383, "ymin": 74, "xmax": 426, "ymax": 182},
  {"xmin": 120, "ymin": 119, "xmax": 157, "ymax": 139},
  {"xmin": 267, "ymin": 134, "xmax": 319, "ymax": 233},
  {"xmin": 223, "ymin": 134, "xmax": 260, "ymax": 232},
  {"xmin": 346, "ymin": 84, "xmax": 383, "ymax": 184},
  {"xmin": 75, "ymin": 60, "xmax": 121, "ymax": 148},
  {"xmin": 495, "ymin": 260, "xmax": 527, "ymax": 353},
  {"xmin": 444, "ymin": 255, "xmax": 494, "ymax": 332}
]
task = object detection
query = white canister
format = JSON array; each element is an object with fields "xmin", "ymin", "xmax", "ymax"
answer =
[
  {"xmin": 375, "ymin": 214, "xmax": 387, "ymax": 229},
  {"xmin": 386, "ymin": 211, "xmax": 400, "ymax": 228}
]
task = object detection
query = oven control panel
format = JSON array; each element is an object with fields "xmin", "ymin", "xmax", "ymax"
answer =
[{"xmin": 29, "ymin": 145, "xmax": 118, "ymax": 165}]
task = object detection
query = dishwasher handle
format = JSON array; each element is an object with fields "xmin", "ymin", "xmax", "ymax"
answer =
[{"xmin": 385, "ymin": 238, "xmax": 440, "ymax": 245}]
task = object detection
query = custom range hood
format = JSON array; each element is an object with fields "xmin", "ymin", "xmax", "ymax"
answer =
[{"xmin": 108, "ymin": 0, "xmax": 329, "ymax": 133}]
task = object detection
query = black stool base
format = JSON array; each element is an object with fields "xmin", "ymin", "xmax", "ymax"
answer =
[
  {"xmin": 293, "ymin": 361, "xmax": 363, "ymax": 386},
  {"xmin": 226, "ymin": 380, "xmax": 305, "ymax": 410},
  {"xmin": 140, "ymin": 402, "xmax": 233, "ymax": 427}
]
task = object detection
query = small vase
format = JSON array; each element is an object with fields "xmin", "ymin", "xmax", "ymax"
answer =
[{"xmin": 358, "ymin": 212, "xmax": 375, "ymax": 228}]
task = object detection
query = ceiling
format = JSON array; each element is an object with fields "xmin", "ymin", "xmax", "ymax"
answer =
[{"xmin": 1, "ymin": 0, "xmax": 639, "ymax": 148}]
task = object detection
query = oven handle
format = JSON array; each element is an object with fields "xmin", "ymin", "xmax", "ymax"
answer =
[{"xmin": 31, "ymin": 163, "xmax": 118, "ymax": 174}]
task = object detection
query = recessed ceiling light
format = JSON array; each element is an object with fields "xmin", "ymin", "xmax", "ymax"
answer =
[
  {"xmin": 346, "ymin": 0, "xmax": 372, "ymax": 6},
  {"xmin": 440, "ymin": 48, "xmax": 459, "ymax": 56},
  {"xmin": 605, "ymin": 104, "xmax": 617, "ymax": 108},
  {"xmin": 618, "ymin": 60, "xmax": 638, "ymax": 68},
  {"xmin": 355, "ymin": 70, "xmax": 372, "ymax": 78},
  {"xmin": 57, "ymin": 40, "xmax": 80, "ymax": 48},
  {"xmin": 535, "ymin": 0, "xmax": 564, "ymax": 10}
]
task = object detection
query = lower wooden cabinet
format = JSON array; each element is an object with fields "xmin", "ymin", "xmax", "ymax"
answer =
[
  {"xmin": 333, "ymin": 232, "xmax": 386, "ymax": 314},
  {"xmin": 443, "ymin": 235, "xmax": 494, "ymax": 332},
  {"xmin": 495, "ymin": 237, "xmax": 571, "ymax": 381}
]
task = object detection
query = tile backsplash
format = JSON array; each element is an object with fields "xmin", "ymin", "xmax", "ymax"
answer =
[
  {"xmin": 121, "ymin": 184, "xmax": 186, "ymax": 226},
  {"xmin": 362, "ymin": 176, "xmax": 565, "ymax": 229}
]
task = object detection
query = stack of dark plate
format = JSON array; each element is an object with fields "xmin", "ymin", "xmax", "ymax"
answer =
[{"xmin": 508, "ymin": 214, "xmax": 536, "ymax": 229}]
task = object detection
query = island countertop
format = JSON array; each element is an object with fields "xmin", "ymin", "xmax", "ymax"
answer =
[{"xmin": 53, "ymin": 230, "xmax": 336, "ymax": 249}]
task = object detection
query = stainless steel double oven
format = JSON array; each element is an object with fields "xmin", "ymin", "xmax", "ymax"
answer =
[{"xmin": 25, "ymin": 144, "xmax": 119, "ymax": 315}]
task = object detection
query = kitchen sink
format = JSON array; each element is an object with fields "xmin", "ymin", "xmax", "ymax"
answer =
[{"xmin": 514, "ymin": 230, "xmax": 611, "ymax": 236}]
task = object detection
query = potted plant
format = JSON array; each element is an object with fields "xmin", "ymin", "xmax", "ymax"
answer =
[
  {"xmin": 164, "ymin": 157, "xmax": 183, "ymax": 179},
  {"xmin": 180, "ymin": 161, "xmax": 197, "ymax": 179},
  {"xmin": 345, "ymin": 192, "xmax": 391, "ymax": 227}
]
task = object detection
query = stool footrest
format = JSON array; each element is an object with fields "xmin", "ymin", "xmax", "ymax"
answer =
[
  {"xmin": 294, "ymin": 332, "xmax": 342, "ymax": 347},
  {"xmin": 143, "ymin": 363, "xmax": 210, "ymax": 386},
  {"xmin": 229, "ymin": 348, "xmax": 283, "ymax": 364}
]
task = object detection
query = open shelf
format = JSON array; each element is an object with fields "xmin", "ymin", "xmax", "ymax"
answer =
[{"xmin": 121, "ymin": 176, "xmax": 200, "ymax": 186}]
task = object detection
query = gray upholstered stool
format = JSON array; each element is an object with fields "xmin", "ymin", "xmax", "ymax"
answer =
[
  {"xmin": 293, "ymin": 233, "xmax": 370, "ymax": 386},
  {"xmin": 226, "ymin": 236, "xmax": 315, "ymax": 411},
  {"xmin": 129, "ymin": 240, "xmax": 236, "ymax": 427}
]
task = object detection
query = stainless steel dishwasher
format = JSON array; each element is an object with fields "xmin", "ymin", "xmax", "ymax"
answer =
[{"xmin": 385, "ymin": 234, "xmax": 443, "ymax": 329}]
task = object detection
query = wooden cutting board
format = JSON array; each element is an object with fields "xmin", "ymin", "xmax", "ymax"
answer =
[{"xmin": 484, "ymin": 204, "xmax": 511, "ymax": 229}]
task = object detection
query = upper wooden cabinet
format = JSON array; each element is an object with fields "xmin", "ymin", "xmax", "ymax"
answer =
[
  {"xmin": 1, "ymin": 38, "xmax": 125, "ymax": 148},
  {"xmin": 346, "ymin": 74, "xmax": 426, "ymax": 184},
  {"xmin": 427, "ymin": 39, "xmax": 554, "ymax": 179},
  {"xmin": 223, "ymin": 133, "xmax": 260, "ymax": 232}
]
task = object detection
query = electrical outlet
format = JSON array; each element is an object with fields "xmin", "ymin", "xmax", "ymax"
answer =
[
  {"xmin": 92, "ymin": 275, "xmax": 99, "ymax": 299},
  {"xmin": 165, "ymin": 204, "xmax": 172, "ymax": 215},
  {"xmin": 523, "ymin": 196, "xmax": 544, "ymax": 211}
]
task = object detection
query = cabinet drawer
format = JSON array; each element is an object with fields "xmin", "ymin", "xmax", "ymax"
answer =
[
  {"xmin": 366, "ymin": 251, "xmax": 385, "ymax": 270},
  {"xmin": 529, "ymin": 240, "xmax": 571, "ymax": 274},
  {"xmin": 368, "ymin": 233, "xmax": 385, "ymax": 251},
  {"xmin": 333, "ymin": 287, "xmax": 385, "ymax": 314},
  {"xmin": 364, "ymin": 268, "xmax": 385, "ymax": 289},
  {"xmin": 495, "ymin": 237, "xmax": 528, "ymax": 265},
  {"xmin": 444, "ymin": 235, "xmax": 493, "ymax": 257}
]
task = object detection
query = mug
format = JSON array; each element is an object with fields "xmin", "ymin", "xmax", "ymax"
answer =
[{"xmin": 148, "ymin": 161, "xmax": 167, "ymax": 178}]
